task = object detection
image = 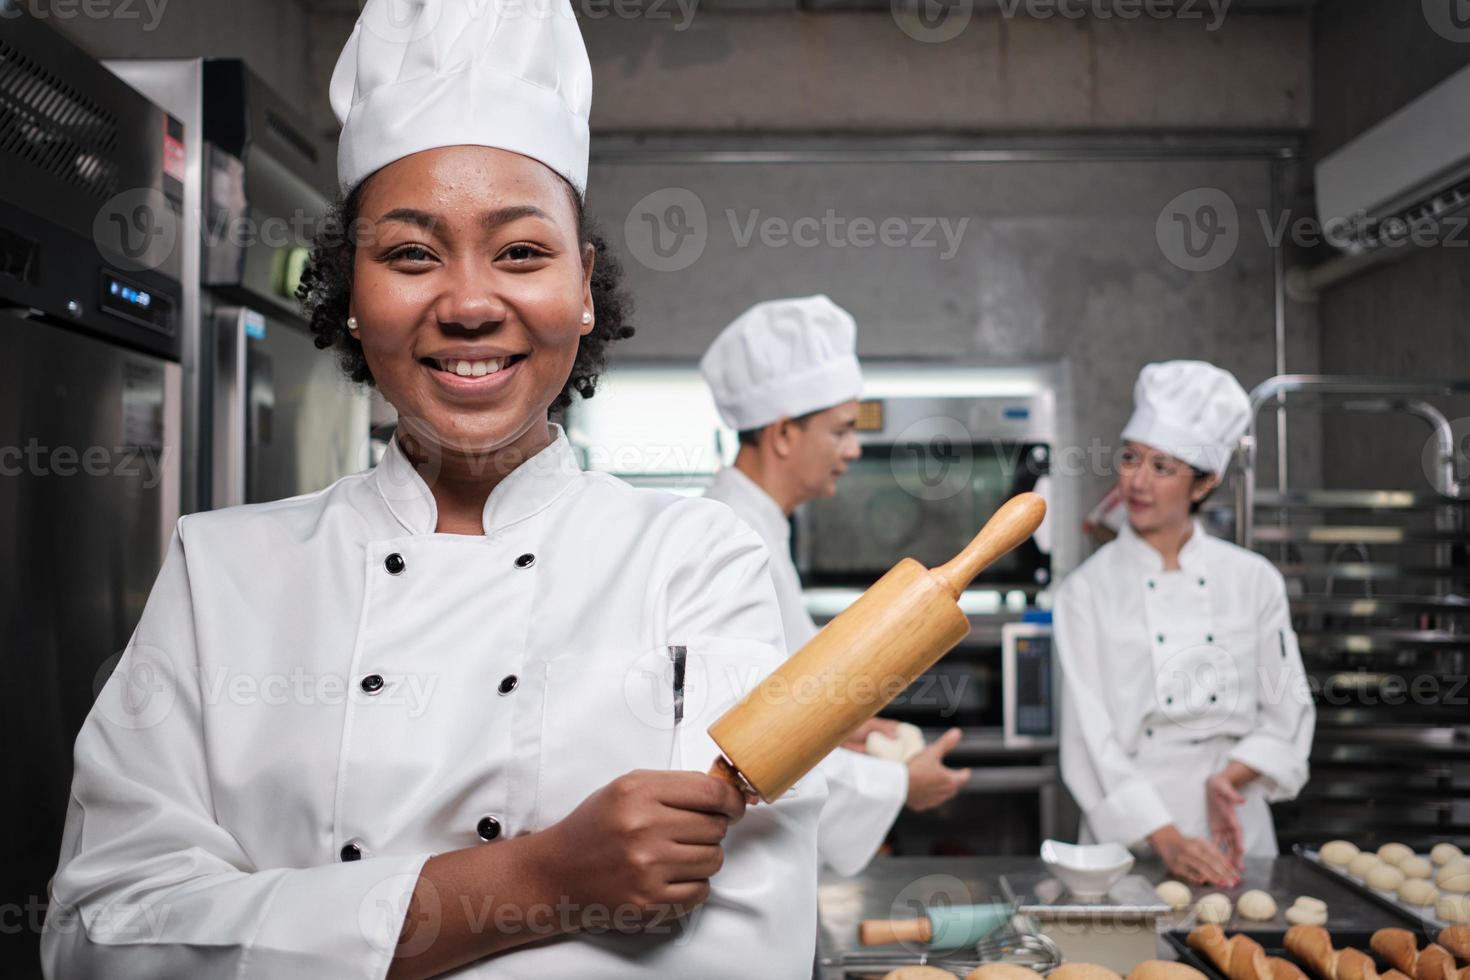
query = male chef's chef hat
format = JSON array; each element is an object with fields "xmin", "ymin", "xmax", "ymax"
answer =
[
  {"xmin": 1121, "ymin": 360, "xmax": 1252, "ymax": 476},
  {"xmin": 329, "ymin": 0, "xmax": 592, "ymax": 196},
  {"xmin": 700, "ymin": 295, "xmax": 863, "ymax": 431}
]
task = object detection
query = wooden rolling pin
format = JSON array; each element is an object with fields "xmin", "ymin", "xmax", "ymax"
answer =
[
  {"xmin": 858, "ymin": 903, "xmax": 1014, "ymax": 950},
  {"xmin": 706, "ymin": 492, "xmax": 1046, "ymax": 801}
]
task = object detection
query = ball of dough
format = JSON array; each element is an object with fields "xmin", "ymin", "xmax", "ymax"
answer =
[
  {"xmin": 1378, "ymin": 842, "xmax": 1415, "ymax": 866},
  {"xmin": 1050, "ymin": 965, "xmax": 1124, "ymax": 980},
  {"xmin": 1238, "ymin": 890, "xmax": 1278, "ymax": 921},
  {"xmin": 1286, "ymin": 904, "xmax": 1328, "ymax": 926},
  {"xmin": 886, "ymin": 968, "xmax": 957, "ymax": 980},
  {"xmin": 965, "ymin": 966, "xmax": 1046, "ymax": 980},
  {"xmin": 1196, "ymin": 893, "xmax": 1233, "ymax": 924},
  {"xmin": 1431, "ymin": 843, "xmax": 1464, "ymax": 867},
  {"xmin": 1320, "ymin": 840, "xmax": 1360, "ymax": 867},
  {"xmin": 1437, "ymin": 859, "xmax": 1470, "ymax": 893},
  {"xmin": 1400, "ymin": 856, "xmax": 1433, "ymax": 879},
  {"xmin": 1437, "ymin": 894, "xmax": 1470, "ymax": 925},
  {"xmin": 1349, "ymin": 853, "xmax": 1384, "ymax": 878},
  {"xmin": 1367, "ymin": 864, "xmax": 1407, "ymax": 891},
  {"xmin": 865, "ymin": 722, "xmax": 926, "ymax": 762},
  {"xmin": 1399, "ymin": 878, "xmax": 1440, "ymax": 906},
  {"xmin": 1156, "ymin": 880, "xmax": 1192, "ymax": 911},
  {"xmin": 1292, "ymin": 896, "xmax": 1328, "ymax": 914}
]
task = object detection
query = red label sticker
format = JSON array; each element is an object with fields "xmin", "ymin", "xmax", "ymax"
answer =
[{"xmin": 162, "ymin": 116, "xmax": 186, "ymax": 182}]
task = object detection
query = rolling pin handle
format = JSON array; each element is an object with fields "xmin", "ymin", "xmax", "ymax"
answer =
[
  {"xmin": 857, "ymin": 917, "xmax": 934, "ymax": 947},
  {"xmin": 931, "ymin": 492, "xmax": 1047, "ymax": 599},
  {"xmin": 707, "ymin": 756, "xmax": 758, "ymax": 798}
]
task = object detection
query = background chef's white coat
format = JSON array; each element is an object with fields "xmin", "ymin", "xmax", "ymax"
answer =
[
  {"xmin": 1055, "ymin": 520, "xmax": 1314, "ymax": 856},
  {"xmin": 42, "ymin": 428, "xmax": 823, "ymax": 979},
  {"xmin": 704, "ymin": 466, "xmax": 907, "ymax": 877}
]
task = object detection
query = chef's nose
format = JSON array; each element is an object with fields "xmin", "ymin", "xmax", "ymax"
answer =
[{"xmin": 434, "ymin": 267, "xmax": 507, "ymax": 332}]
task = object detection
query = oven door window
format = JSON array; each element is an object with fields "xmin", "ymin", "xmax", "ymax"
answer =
[{"xmin": 797, "ymin": 441, "xmax": 1048, "ymax": 588}]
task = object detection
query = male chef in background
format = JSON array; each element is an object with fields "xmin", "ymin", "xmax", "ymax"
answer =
[{"xmin": 700, "ymin": 294, "xmax": 970, "ymax": 876}]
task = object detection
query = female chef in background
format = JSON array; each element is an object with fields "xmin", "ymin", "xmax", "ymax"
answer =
[
  {"xmin": 1055, "ymin": 361, "xmax": 1314, "ymax": 887},
  {"xmin": 40, "ymin": 2, "xmax": 823, "ymax": 978}
]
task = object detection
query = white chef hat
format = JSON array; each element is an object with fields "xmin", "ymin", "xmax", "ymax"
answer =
[
  {"xmin": 1121, "ymin": 360, "xmax": 1252, "ymax": 476},
  {"xmin": 329, "ymin": 0, "xmax": 592, "ymax": 196},
  {"xmin": 700, "ymin": 295, "xmax": 863, "ymax": 431}
]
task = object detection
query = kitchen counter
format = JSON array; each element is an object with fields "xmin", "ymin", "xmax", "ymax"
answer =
[{"xmin": 817, "ymin": 854, "xmax": 1413, "ymax": 978}]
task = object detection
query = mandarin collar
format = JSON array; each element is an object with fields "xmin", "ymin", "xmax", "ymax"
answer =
[
  {"xmin": 373, "ymin": 423, "xmax": 582, "ymax": 535},
  {"xmin": 1115, "ymin": 517, "xmax": 1209, "ymax": 574}
]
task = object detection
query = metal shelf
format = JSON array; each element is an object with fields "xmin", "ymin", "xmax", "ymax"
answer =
[
  {"xmin": 1254, "ymin": 489, "xmax": 1458, "ymax": 511},
  {"xmin": 1291, "ymin": 595, "xmax": 1470, "ymax": 616},
  {"xmin": 1254, "ymin": 526, "xmax": 1470, "ymax": 544}
]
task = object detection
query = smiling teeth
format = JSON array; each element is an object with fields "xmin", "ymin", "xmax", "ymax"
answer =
[{"xmin": 442, "ymin": 358, "xmax": 504, "ymax": 377}]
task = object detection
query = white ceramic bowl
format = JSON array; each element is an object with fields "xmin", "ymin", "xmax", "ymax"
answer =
[{"xmin": 1040, "ymin": 839, "xmax": 1135, "ymax": 898}]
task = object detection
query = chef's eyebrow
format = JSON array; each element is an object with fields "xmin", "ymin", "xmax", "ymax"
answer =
[{"xmin": 374, "ymin": 205, "xmax": 552, "ymax": 232}]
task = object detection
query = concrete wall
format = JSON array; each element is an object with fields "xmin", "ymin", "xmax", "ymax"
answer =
[{"xmin": 1307, "ymin": 0, "xmax": 1470, "ymax": 491}]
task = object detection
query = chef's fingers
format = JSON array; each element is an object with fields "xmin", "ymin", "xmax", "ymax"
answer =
[
  {"xmin": 650, "ymin": 771, "xmax": 748, "ymax": 821},
  {"xmin": 662, "ymin": 842, "xmax": 727, "ymax": 882},
  {"xmin": 667, "ymin": 811, "xmax": 733, "ymax": 846},
  {"xmin": 1188, "ymin": 839, "xmax": 1239, "ymax": 886},
  {"xmin": 920, "ymin": 727, "xmax": 964, "ymax": 760},
  {"xmin": 660, "ymin": 880, "xmax": 713, "ymax": 914}
]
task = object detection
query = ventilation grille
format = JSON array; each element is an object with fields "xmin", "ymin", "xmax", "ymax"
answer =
[{"xmin": 0, "ymin": 36, "xmax": 121, "ymax": 199}]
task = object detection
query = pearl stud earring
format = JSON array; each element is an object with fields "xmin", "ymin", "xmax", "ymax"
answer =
[
  {"xmin": 347, "ymin": 316, "xmax": 358, "ymax": 333},
  {"xmin": 581, "ymin": 311, "xmax": 593, "ymax": 325}
]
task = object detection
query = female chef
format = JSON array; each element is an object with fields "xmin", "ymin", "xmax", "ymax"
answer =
[
  {"xmin": 40, "ymin": 2, "xmax": 823, "ymax": 978},
  {"xmin": 1055, "ymin": 361, "xmax": 1315, "ymax": 887}
]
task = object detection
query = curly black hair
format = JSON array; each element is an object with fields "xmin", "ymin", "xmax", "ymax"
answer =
[{"xmin": 296, "ymin": 176, "xmax": 633, "ymax": 413}]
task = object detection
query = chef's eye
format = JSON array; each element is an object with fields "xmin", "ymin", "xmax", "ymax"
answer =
[
  {"xmin": 500, "ymin": 243, "xmax": 551, "ymax": 263},
  {"xmin": 386, "ymin": 244, "xmax": 435, "ymax": 264}
]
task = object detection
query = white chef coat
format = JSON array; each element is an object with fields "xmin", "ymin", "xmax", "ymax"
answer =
[
  {"xmin": 704, "ymin": 465, "xmax": 907, "ymax": 877},
  {"xmin": 42, "ymin": 426, "xmax": 824, "ymax": 980},
  {"xmin": 1055, "ymin": 519, "xmax": 1314, "ymax": 857}
]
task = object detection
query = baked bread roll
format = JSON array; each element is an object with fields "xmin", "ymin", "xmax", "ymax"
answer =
[
  {"xmin": 1186, "ymin": 925, "xmax": 1273, "ymax": 980},
  {"xmin": 1371, "ymin": 929, "xmax": 1419, "ymax": 973},
  {"xmin": 1284, "ymin": 925, "xmax": 1338, "ymax": 978},
  {"xmin": 1432, "ymin": 843, "xmax": 1465, "ymax": 867},
  {"xmin": 1321, "ymin": 841, "xmax": 1359, "ymax": 868},
  {"xmin": 1197, "ymin": 893, "xmax": 1233, "ymax": 924},
  {"xmin": 965, "ymin": 965, "xmax": 1045, "ymax": 980},
  {"xmin": 1050, "ymin": 964, "xmax": 1124, "ymax": 980},
  {"xmin": 1438, "ymin": 924, "xmax": 1470, "ymax": 958},
  {"xmin": 1157, "ymin": 879, "xmax": 1192, "ymax": 911},
  {"xmin": 1380, "ymin": 843, "xmax": 1416, "ymax": 867},
  {"xmin": 1399, "ymin": 878, "xmax": 1439, "ymax": 906},
  {"xmin": 1368, "ymin": 864, "xmax": 1408, "ymax": 891},
  {"xmin": 1239, "ymin": 890, "xmax": 1278, "ymax": 921},
  {"xmin": 1127, "ymin": 962, "xmax": 1209, "ymax": 980},
  {"xmin": 1416, "ymin": 945, "xmax": 1457, "ymax": 980},
  {"xmin": 1334, "ymin": 948, "xmax": 1379, "ymax": 980}
]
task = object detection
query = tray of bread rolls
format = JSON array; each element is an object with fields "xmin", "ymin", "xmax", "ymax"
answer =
[
  {"xmin": 1153, "ymin": 856, "xmax": 1424, "ymax": 939},
  {"xmin": 1164, "ymin": 922, "xmax": 1470, "ymax": 980},
  {"xmin": 1295, "ymin": 841, "xmax": 1470, "ymax": 930}
]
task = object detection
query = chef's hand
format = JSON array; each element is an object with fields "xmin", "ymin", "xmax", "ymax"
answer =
[
  {"xmin": 541, "ymin": 770, "xmax": 745, "ymax": 930},
  {"xmin": 1149, "ymin": 824, "xmax": 1241, "ymax": 888},
  {"xmin": 904, "ymin": 727, "xmax": 970, "ymax": 812},
  {"xmin": 841, "ymin": 717, "xmax": 901, "ymax": 752},
  {"xmin": 1206, "ymin": 773, "xmax": 1246, "ymax": 871}
]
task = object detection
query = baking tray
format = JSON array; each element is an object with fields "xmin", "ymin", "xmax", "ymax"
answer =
[
  {"xmin": 1163, "ymin": 929, "xmax": 1394, "ymax": 977},
  {"xmin": 1160, "ymin": 854, "xmax": 1431, "ymax": 979},
  {"xmin": 1294, "ymin": 843, "xmax": 1453, "ymax": 931},
  {"xmin": 1156, "ymin": 854, "xmax": 1425, "ymax": 939}
]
